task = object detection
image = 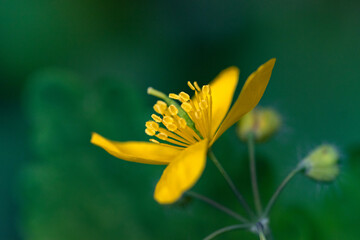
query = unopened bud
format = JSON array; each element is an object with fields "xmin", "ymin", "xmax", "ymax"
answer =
[
  {"xmin": 237, "ymin": 107, "xmax": 281, "ymax": 142},
  {"xmin": 301, "ymin": 145, "xmax": 340, "ymax": 182}
]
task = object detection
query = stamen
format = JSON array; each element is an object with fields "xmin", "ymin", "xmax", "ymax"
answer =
[
  {"xmin": 157, "ymin": 133, "xmax": 168, "ymax": 140},
  {"xmin": 156, "ymin": 133, "xmax": 189, "ymax": 147},
  {"xmin": 154, "ymin": 142, "xmax": 185, "ymax": 150},
  {"xmin": 181, "ymin": 102, "xmax": 192, "ymax": 112},
  {"xmin": 194, "ymin": 82, "xmax": 201, "ymax": 91},
  {"xmin": 153, "ymin": 100, "xmax": 167, "ymax": 114},
  {"xmin": 187, "ymin": 81, "xmax": 196, "ymax": 91},
  {"xmin": 195, "ymin": 110, "xmax": 202, "ymax": 119},
  {"xmin": 145, "ymin": 121, "xmax": 159, "ymax": 131},
  {"xmin": 145, "ymin": 128, "xmax": 156, "ymax": 136},
  {"xmin": 151, "ymin": 122, "xmax": 159, "ymax": 131},
  {"xmin": 158, "ymin": 127, "xmax": 192, "ymax": 144},
  {"xmin": 157, "ymin": 100, "xmax": 167, "ymax": 109},
  {"xmin": 145, "ymin": 121, "xmax": 152, "ymax": 129},
  {"xmin": 179, "ymin": 92, "xmax": 190, "ymax": 102},
  {"xmin": 165, "ymin": 123, "xmax": 177, "ymax": 132},
  {"xmin": 199, "ymin": 100, "xmax": 208, "ymax": 109},
  {"xmin": 178, "ymin": 117, "xmax": 187, "ymax": 129},
  {"xmin": 151, "ymin": 114, "xmax": 162, "ymax": 123},
  {"xmin": 169, "ymin": 93, "xmax": 180, "ymax": 100},
  {"xmin": 168, "ymin": 105, "xmax": 178, "ymax": 116},
  {"xmin": 202, "ymin": 85, "xmax": 210, "ymax": 95},
  {"xmin": 146, "ymin": 80, "xmax": 213, "ymax": 148},
  {"xmin": 150, "ymin": 139, "xmax": 160, "ymax": 144},
  {"xmin": 163, "ymin": 116, "xmax": 174, "ymax": 125}
]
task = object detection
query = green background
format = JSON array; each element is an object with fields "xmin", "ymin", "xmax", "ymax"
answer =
[{"xmin": 1, "ymin": 0, "xmax": 359, "ymax": 239}]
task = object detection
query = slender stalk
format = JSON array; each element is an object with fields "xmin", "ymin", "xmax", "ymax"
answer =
[
  {"xmin": 262, "ymin": 165, "xmax": 303, "ymax": 217},
  {"xmin": 186, "ymin": 191, "xmax": 248, "ymax": 223},
  {"xmin": 248, "ymin": 132, "xmax": 262, "ymax": 215},
  {"xmin": 208, "ymin": 150, "xmax": 255, "ymax": 219},
  {"xmin": 257, "ymin": 223, "xmax": 267, "ymax": 240},
  {"xmin": 203, "ymin": 224, "xmax": 252, "ymax": 240}
]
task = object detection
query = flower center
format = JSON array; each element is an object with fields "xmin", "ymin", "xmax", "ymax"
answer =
[{"xmin": 145, "ymin": 81, "xmax": 212, "ymax": 149}]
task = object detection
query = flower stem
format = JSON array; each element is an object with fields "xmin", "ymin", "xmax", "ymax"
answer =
[
  {"xmin": 257, "ymin": 223, "xmax": 267, "ymax": 240},
  {"xmin": 248, "ymin": 132, "xmax": 262, "ymax": 215},
  {"xmin": 208, "ymin": 150, "xmax": 255, "ymax": 219},
  {"xmin": 203, "ymin": 224, "xmax": 252, "ymax": 240},
  {"xmin": 262, "ymin": 165, "xmax": 303, "ymax": 217},
  {"xmin": 186, "ymin": 191, "xmax": 248, "ymax": 223}
]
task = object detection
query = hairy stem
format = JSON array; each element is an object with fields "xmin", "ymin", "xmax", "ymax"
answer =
[
  {"xmin": 248, "ymin": 132, "xmax": 262, "ymax": 215},
  {"xmin": 186, "ymin": 191, "xmax": 248, "ymax": 223},
  {"xmin": 208, "ymin": 150, "xmax": 255, "ymax": 219},
  {"xmin": 203, "ymin": 224, "xmax": 252, "ymax": 240},
  {"xmin": 263, "ymin": 165, "xmax": 303, "ymax": 217}
]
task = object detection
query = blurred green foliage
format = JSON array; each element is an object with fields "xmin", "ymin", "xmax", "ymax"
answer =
[{"xmin": 1, "ymin": 0, "xmax": 360, "ymax": 239}]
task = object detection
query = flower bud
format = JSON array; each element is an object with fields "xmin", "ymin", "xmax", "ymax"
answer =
[
  {"xmin": 301, "ymin": 145, "xmax": 340, "ymax": 182},
  {"xmin": 236, "ymin": 107, "xmax": 281, "ymax": 142}
]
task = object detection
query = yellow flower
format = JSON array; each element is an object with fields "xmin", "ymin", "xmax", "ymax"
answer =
[{"xmin": 91, "ymin": 59, "xmax": 276, "ymax": 204}]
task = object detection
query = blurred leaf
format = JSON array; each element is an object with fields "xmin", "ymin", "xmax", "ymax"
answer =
[{"xmin": 21, "ymin": 69, "xmax": 151, "ymax": 240}]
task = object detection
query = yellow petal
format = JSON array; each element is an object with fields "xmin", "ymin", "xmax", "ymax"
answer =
[
  {"xmin": 154, "ymin": 139, "xmax": 208, "ymax": 204},
  {"xmin": 209, "ymin": 67, "xmax": 240, "ymax": 137},
  {"xmin": 91, "ymin": 132, "xmax": 180, "ymax": 165},
  {"xmin": 211, "ymin": 59, "xmax": 276, "ymax": 146}
]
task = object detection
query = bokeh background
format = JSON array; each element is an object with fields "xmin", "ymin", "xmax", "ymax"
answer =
[{"xmin": 1, "ymin": 0, "xmax": 360, "ymax": 239}]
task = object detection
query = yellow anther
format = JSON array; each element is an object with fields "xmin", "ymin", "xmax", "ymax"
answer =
[
  {"xmin": 179, "ymin": 92, "xmax": 190, "ymax": 102},
  {"xmin": 153, "ymin": 105, "xmax": 162, "ymax": 114},
  {"xmin": 163, "ymin": 116, "xmax": 174, "ymax": 125},
  {"xmin": 195, "ymin": 110, "xmax": 202, "ymax": 119},
  {"xmin": 157, "ymin": 133, "xmax": 168, "ymax": 140},
  {"xmin": 145, "ymin": 128, "xmax": 156, "ymax": 136},
  {"xmin": 146, "ymin": 78, "xmax": 214, "ymax": 147},
  {"xmin": 154, "ymin": 100, "xmax": 167, "ymax": 114},
  {"xmin": 150, "ymin": 139, "xmax": 159, "ymax": 144},
  {"xmin": 202, "ymin": 85, "xmax": 210, "ymax": 95},
  {"xmin": 194, "ymin": 82, "xmax": 201, "ymax": 91},
  {"xmin": 178, "ymin": 118, "xmax": 187, "ymax": 129},
  {"xmin": 199, "ymin": 100, "xmax": 208, "ymax": 109},
  {"xmin": 157, "ymin": 100, "xmax": 167, "ymax": 109},
  {"xmin": 150, "ymin": 121, "xmax": 159, "ymax": 131},
  {"xmin": 169, "ymin": 93, "xmax": 180, "ymax": 100},
  {"xmin": 168, "ymin": 105, "xmax": 179, "ymax": 116},
  {"xmin": 187, "ymin": 81, "xmax": 196, "ymax": 91},
  {"xmin": 145, "ymin": 121, "xmax": 153, "ymax": 129},
  {"xmin": 181, "ymin": 102, "xmax": 192, "ymax": 112},
  {"xmin": 166, "ymin": 123, "xmax": 178, "ymax": 132},
  {"xmin": 151, "ymin": 114, "xmax": 162, "ymax": 123}
]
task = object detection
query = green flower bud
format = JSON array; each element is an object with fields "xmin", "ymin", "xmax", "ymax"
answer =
[
  {"xmin": 302, "ymin": 145, "xmax": 340, "ymax": 182},
  {"xmin": 236, "ymin": 107, "xmax": 281, "ymax": 142}
]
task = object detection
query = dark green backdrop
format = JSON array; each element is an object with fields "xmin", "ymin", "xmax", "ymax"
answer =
[{"xmin": 1, "ymin": 0, "xmax": 359, "ymax": 239}]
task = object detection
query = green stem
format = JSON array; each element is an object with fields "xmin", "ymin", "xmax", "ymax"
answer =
[
  {"xmin": 186, "ymin": 191, "xmax": 248, "ymax": 223},
  {"xmin": 203, "ymin": 224, "xmax": 252, "ymax": 240},
  {"xmin": 248, "ymin": 132, "xmax": 262, "ymax": 215},
  {"xmin": 208, "ymin": 150, "xmax": 255, "ymax": 219},
  {"xmin": 262, "ymin": 165, "xmax": 303, "ymax": 217}
]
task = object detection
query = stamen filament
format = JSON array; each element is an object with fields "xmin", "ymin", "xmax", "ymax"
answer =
[
  {"xmin": 156, "ymin": 134, "xmax": 190, "ymax": 147},
  {"xmin": 150, "ymin": 139, "xmax": 185, "ymax": 150},
  {"xmin": 158, "ymin": 128, "xmax": 192, "ymax": 145}
]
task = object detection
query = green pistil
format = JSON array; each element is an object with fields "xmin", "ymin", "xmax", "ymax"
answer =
[{"xmin": 147, "ymin": 87, "xmax": 203, "ymax": 139}]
